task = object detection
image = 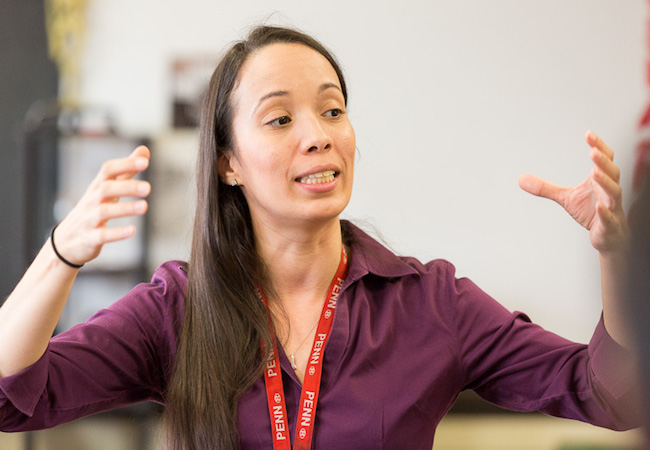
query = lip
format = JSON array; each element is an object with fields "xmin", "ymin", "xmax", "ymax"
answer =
[
  {"xmin": 294, "ymin": 164, "xmax": 341, "ymax": 193},
  {"xmin": 294, "ymin": 164, "xmax": 341, "ymax": 180}
]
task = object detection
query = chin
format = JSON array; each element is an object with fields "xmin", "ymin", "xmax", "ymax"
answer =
[{"xmin": 296, "ymin": 205, "xmax": 348, "ymax": 225}]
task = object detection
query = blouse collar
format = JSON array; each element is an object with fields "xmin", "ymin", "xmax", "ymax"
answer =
[{"xmin": 342, "ymin": 220, "xmax": 419, "ymax": 288}]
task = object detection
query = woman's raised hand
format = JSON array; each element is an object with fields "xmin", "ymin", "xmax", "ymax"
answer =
[
  {"xmin": 52, "ymin": 145, "xmax": 152, "ymax": 267},
  {"xmin": 518, "ymin": 131, "xmax": 629, "ymax": 254}
]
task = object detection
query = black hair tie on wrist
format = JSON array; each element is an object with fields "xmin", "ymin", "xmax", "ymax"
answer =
[{"xmin": 51, "ymin": 225, "xmax": 84, "ymax": 269}]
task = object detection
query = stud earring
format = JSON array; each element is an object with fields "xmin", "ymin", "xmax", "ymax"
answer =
[{"xmin": 230, "ymin": 179, "xmax": 238, "ymax": 186}]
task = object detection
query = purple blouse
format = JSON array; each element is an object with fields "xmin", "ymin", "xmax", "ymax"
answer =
[{"xmin": 0, "ymin": 222, "xmax": 639, "ymax": 448}]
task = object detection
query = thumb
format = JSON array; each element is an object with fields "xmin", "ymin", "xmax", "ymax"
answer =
[{"xmin": 518, "ymin": 174, "xmax": 564, "ymax": 203}]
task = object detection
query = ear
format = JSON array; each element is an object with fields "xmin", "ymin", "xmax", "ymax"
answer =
[{"xmin": 218, "ymin": 150, "xmax": 241, "ymax": 186}]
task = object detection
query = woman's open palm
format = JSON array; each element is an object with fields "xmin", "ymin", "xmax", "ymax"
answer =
[{"xmin": 519, "ymin": 131, "xmax": 628, "ymax": 254}]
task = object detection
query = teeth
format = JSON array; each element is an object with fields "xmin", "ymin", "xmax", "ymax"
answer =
[{"xmin": 298, "ymin": 170, "xmax": 336, "ymax": 184}]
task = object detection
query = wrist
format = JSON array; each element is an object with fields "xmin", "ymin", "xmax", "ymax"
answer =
[{"xmin": 51, "ymin": 225, "xmax": 84, "ymax": 269}]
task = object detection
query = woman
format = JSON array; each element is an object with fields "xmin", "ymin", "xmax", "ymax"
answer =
[{"xmin": 0, "ymin": 26, "xmax": 639, "ymax": 449}]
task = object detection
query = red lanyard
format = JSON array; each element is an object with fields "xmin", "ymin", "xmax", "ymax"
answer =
[{"xmin": 258, "ymin": 246, "xmax": 348, "ymax": 450}]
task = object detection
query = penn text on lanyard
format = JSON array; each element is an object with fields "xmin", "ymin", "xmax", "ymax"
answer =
[{"xmin": 258, "ymin": 246, "xmax": 348, "ymax": 450}]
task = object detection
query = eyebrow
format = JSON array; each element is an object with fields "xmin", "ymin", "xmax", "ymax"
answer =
[
  {"xmin": 257, "ymin": 90, "xmax": 289, "ymax": 106},
  {"xmin": 253, "ymin": 83, "xmax": 342, "ymax": 114},
  {"xmin": 319, "ymin": 82, "xmax": 342, "ymax": 94}
]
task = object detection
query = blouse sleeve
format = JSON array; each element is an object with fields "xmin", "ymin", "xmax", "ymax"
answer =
[
  {"xmin": 445, "ymin": 263, "xmax": 641, "ymax": 430},
  {"xmin": 0, "ymin": 261, "xmax": 185, "ymax": 432}
]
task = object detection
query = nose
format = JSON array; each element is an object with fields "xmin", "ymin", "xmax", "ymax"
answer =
[{"xmin": 300, "ymin": 114, "xmax": 332, "ymax": 154}]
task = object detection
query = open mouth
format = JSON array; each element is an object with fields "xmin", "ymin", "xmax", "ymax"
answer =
[{"xmin": 296, "ymin": 170, "xmax": 338, "ymax": 184}]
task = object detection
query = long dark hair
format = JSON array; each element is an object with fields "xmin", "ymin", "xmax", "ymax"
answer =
[{"xmin": 164, "ymin": 25, "xmax": 348, "ymax": 449}]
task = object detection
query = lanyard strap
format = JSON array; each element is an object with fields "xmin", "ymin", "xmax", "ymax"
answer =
[{"xmin": 259, "ymin": 246, "xmax": 348, "ymax": 450}]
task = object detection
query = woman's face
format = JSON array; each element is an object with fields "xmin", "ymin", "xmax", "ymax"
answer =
[{"xmin": 223, "ymin": 43, "xmax": 355, "ymax": 231}]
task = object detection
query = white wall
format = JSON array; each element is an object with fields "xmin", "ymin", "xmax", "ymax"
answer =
[{"xmin": 80, "ymin": 0, "xmax": 646, "ymax": 342}]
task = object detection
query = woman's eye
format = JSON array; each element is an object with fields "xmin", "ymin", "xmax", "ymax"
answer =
[
  {"xmin": 324, "ymin": 109, "xmax": 343, "ymax": 118},
  {"xmin": 268, "ymin": 116, "xmax": 291, "ymax": 126}
]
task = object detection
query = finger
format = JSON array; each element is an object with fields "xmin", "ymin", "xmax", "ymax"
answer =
[
  {"xmin": 585, "ymin": 130, "xmax": 614, "ymax": 160},
  {"xmin": 130, "ymin": 145, "xmax": 150, "ymax": 160},
  {"xmin": 590, "ymin": 146, "xmax": 621, "ymax": 183},
  {"xmin": 92, "ymin": 158, "xmax": 149, "ymax": 186},
  {"xmin": 92, "ymin": 151, "xmax": 150, "ymax": 185},
  {"xmin": 116, "ymin": 146, "xmax": 151, "ymax": 181},
  {"xmin": 592, "ymin": 167, "xmax": 623, "ymax": 209},
  {"xmin": 95, "ymin": 225, "xmax": 137, "ymax": 244},
  {"xmin": 596, "ymin": 202, "xmax": 618, "ymax": 228},
  {"xmin": 95, "ymin": 180, "xmax": 151, "ymax": 202},
  {"xmin": 518, "ymin": 174, "xmax": 565, "ymax": 203},
  {"xmin": 92, "ymin": 200, "xmax": 148, "ymax": 226}
]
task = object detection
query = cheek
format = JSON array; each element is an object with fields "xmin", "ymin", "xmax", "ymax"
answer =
[
  {"xmin": 233, "ymin": 136, "xmax": 279, "ymax": 177},
  {"xmin": 339, "ymin": 125, "xmax": 356, "ymax": 160},
  {"xmin": 241, "ymin": 148, "xmax": 291, "ymax": 189}
]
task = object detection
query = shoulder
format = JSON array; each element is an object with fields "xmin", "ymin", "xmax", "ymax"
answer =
[
  {"xmin": 344, "ymin": 220, "xmax": 459, "ymax": 285},
  {"xmin": 345, "ymin": 221, "xmax": 497, "ymax": 316},
  {"xmin": 345, "ymin": 222, "xmax": 469, "ymax": 311},
  {"xmin": 93, "ymin": 260, "xmax": 188, "ymax": 334},
  {"xmin": 400, "ymin": 255, "xmax": 458, "ymax": 279},
  {"xmin": 115, "ymin": 260, "xmax": 187, "ymax": 305},
  {"xmin": 149, "ymin": 260, "xmax": 188, "ymax": 298}
]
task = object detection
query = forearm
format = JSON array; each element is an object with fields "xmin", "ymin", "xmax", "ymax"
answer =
[
  {"xmin": 600, "ymin": 250, "xmax": 630, "ymax": 347},
  {"xmin": 0, "ymin": 239, "xmax": 79, "ymax": 378}
]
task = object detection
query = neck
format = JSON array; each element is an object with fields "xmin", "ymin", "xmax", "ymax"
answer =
[{"xmin": 254, "ymin": 217, "xmax": 344, "ymax": 309}]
